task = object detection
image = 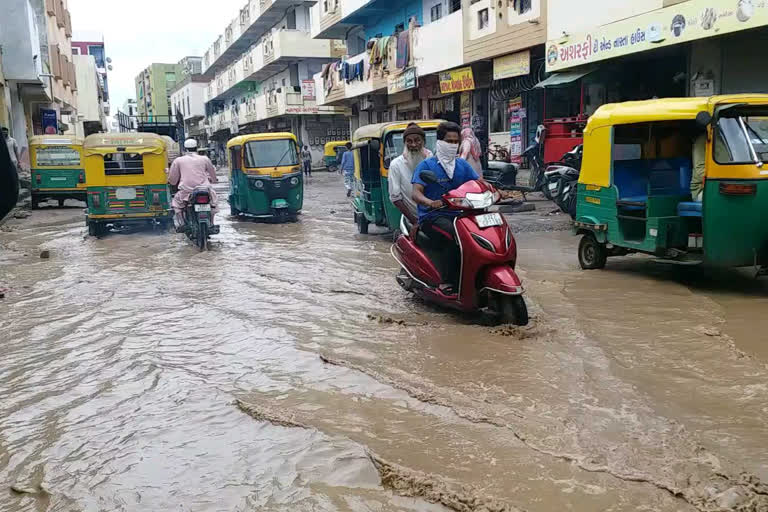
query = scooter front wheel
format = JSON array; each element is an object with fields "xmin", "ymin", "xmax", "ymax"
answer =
[{"xmin": 498, "ymin": 295, "xmax": 529, "ymax": 326}]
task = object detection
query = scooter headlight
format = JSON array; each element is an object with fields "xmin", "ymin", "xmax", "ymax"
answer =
[{"xmin": 465, "ymin": 191, "xmax": 494, "ymax": 209}]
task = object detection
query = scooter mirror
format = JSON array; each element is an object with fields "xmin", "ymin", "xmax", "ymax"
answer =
[{"xmin": 419, "ymin": 170, "xmax": 439, "ymax": 185}]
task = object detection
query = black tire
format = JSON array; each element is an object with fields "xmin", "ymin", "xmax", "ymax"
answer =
[
  {"xmin": 578, "ymin": 233, "xmax": 607, "ymax": 270},
  {"xmin": 197, "ymin": 223, "xmax": 208, "ymax": 251},
  {"xmin": 230, "ymin": 204, "xmax": 240, "ymax": 217},
  {"xmin": 58, "ymin": 199, "xmax": 65, "ymax": 207},
  {"xmin": 499, "ymin": 295, "xmax": 529, "ymax": 326},
  {"xmin": 30, "ymin": 196, "xmax": 39, "ymax": 209},
  {"xmin": 357, "ymin": 214, "xmax": 369, "ymax": 234},
  {"xmin": 88, "ymin": 221, "xmax": 103, "ymax": 238}
]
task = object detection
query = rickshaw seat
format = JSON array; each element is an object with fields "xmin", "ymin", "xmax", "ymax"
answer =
[
  {"xmin": 613, "ymin": 158, "xmax": 693, "ymax": 210},
  {"xmin": 677, "ymin": 202, "xmax": 702, "ymax": 217}
]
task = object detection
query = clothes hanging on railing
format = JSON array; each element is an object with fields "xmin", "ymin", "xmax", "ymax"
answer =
[{"xmin": 396, "ymin": 30, "xmax": 409, "ymax": 69}]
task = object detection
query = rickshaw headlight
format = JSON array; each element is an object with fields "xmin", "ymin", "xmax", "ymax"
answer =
[
  {"xmin": 254, "ymin": 180, "xmax": 264, "ymax": 189},
  {"xmin": 290, "ymin": 177, "xmax": 299, "ymax": 186}
]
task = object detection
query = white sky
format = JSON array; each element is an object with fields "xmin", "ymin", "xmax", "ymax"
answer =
[{"xmin": 69, "ymin": 0, "xmax": 247, "ymax": 114}]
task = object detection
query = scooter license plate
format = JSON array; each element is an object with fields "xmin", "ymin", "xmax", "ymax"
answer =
[
  {"xmin": 476, "ymin": 213, "xmax": 503, "ymax": 228},
  {"xmin": 194, "ymin": 204, "xmax": 212, "ymax": 212}
]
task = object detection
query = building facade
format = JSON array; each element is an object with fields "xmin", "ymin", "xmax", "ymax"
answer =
[
  {"xmin": 134, "ymin": 63, "xmax": 181, "ymax": 120},
  {"xmin": 73, "ymin": 54, "xmax": 106, "ymax": 136},
  {"xmin": 71, "ymin": 33, "xmax": 109, "ymax": 115},
  {"xmin": 201, "ymin": 0, "xmax": 348, "ymax": 166},
  {"xmin": 170, "ymin": 63, "xmax": 208, "ymax": 146}
]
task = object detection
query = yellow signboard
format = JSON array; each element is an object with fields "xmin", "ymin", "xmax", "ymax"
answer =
[
  {"xmin": 546, "ymin": 0, "xmax": 768, "ymax": 72},
  {"xmin": 439, "ymin": 67, "xmax": 475, "ymax": 94},
  {"xmin": 493, "ymin": 50, "xmax": 530, "ymax": 80}
]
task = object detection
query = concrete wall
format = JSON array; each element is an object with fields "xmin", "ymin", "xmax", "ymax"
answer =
[
  {"xmin": 360, "ymin": 0, "xmax": 422, "ymax": 40},
  {"xmin": 414, "ymin": 10, "xmax": 462, "ymax": 76},
  {"xmin": 464, "ymin": 0, "xmax": 546, "ymax": 62},
  {"xmin": 45, "ymin": 0, "xmax": 77, "ymax": 110},
  {"xmin": 1, "ymin": 0, "xmax": 42, "ymax": 81},
  {"xmin": 546, "ymin": 0, "xmax": 663, "ymax": 40},
  {"xmin": 73, "ymin": 55, "xmax": 100, "ymax": 122}
]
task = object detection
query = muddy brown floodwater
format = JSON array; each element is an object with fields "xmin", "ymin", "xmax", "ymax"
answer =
[{"xmin": 1, "ymin": 173, "xmax": 768, "ymax": 512}]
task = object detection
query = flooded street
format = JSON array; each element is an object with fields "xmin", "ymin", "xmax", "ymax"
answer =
[{"xmin": 2, "ymin": 172, "xmax": 768, "ymax": 511}]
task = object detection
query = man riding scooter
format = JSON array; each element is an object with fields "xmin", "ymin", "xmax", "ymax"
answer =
[{"xmin": 168, "ymin": 139, "xmax": 218, "ymax": 231}]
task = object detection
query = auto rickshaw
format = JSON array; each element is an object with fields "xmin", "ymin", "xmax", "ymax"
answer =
[
  {"xmin": 351, "ymin": 121, "xmax": 439, "ymax": 234},
  {"xmin": 323, "ymin": 140, "xmax": 349, "ymax": 172},
  {"xmin": 226, "ymin": 133, "xmax": 303, "ymax": 221},
  {"xmin": 82, "ymin": 132, "xmax": 173, "ymax": 237},
  {"xmin": 161, "ymin": 135, "xmax": 181, "ymax": 167},
  {"xmin": 574, "ymin": 94, "xmax": 768, "ymax": 275},
  {"xmin": 28, "ymin": 135, "xmax": 85, "ymax": 208}
]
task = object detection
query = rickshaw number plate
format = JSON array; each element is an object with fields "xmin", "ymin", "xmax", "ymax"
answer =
[
  {"xmin": 116, "ymin": 187, "xmax": 137, "ymax": 200},
  {"xmin": 476, "ymin": 213, "xmax": 503, "ymax": 228},
  {"xmin": 194, "ymin": 204, "xmax": 212, "ymax": 212}
]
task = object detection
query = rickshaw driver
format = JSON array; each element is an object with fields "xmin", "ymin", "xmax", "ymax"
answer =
[{"xmin": 168, "ymin": 139, "xmax": 219, "ymax": 230}]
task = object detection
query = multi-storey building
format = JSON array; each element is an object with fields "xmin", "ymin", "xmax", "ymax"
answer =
[
  {"xmin": 73, "ymin": 54, "xmax": 107, "ymax": 136},
  {"xmin": 134, "ymin": 63, "xmax": 181, "ymax": 120},
  {"xmin": 71, "ymin": 32, "xmax": 109, "ymax": 115},
  {"xmin": 201, "ymin": 0, "xmax": 348, "ymax": 166},
  {"xmin": 170, "ymin": 58, "xmax": 209, "ymax": 147}
]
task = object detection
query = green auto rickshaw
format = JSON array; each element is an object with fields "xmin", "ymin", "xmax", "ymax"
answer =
[
  {"xmin": 351, "ymin": 121, "xmax": 439, "ymax": 234},
  {"xmin": 227, "ymin": 133, "xmax": 303, "ymax": 221},
  {"xmin": 574, "ymin": 94, "xmax": 768, "ymax": 275},
  {"xmin": 324, "ymin": 140, "xmax": 349, "ymax": 172},
  {"xmin": 29, "ymin": 135, "xmax": 86, "ymax": 208}
]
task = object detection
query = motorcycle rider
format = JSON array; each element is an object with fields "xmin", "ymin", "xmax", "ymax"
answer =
[
  {"xmin": 168, "ymin": 139, "xmax": 218, "ymax": 231},
  {"xmin": 411, "ymin": 121, "xmax": 479, "ymax": 292}
]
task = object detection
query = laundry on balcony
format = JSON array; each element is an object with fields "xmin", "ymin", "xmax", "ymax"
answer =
[{"xmin": 341, "ymin": 61, "xmax": 365, "ymax": 83}]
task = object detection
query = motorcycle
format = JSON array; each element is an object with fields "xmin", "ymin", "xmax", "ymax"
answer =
[
  {"xmin": 543, "ymin": 145, "xmax": 582, "ymax": 218},
  {"xmin": 182, "ymin": 186, "xmax": 220, "ymax": 250},
  {"xmin": 391, "ymin": 171, "xmax": 528, "ymax": 326},
  {"xmin": 506, "ymin": 125, "xmax": 549, "ymax": 198}
]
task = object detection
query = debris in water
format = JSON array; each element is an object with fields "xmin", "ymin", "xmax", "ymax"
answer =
[
  {"xmin": 13, "ymin": 211, "xmax": 31, "ymax": 219},
  {"xmin": 366, "ymin": 313, "xmax": 406, "ymax": 325},
  {"xmin": 236, "ymin": 399, "xmax": 309, "ymax": 429},
  {"xmin": 39, "ymin": 250, "xmax": 50, "ymax": 259},
  {"xmin": 490, "ymin": 324, "xmax": 538, "ymax": 338},
  {"xmin": 10, "ymin": 483, "xmax": 49, "ymax": 497}
]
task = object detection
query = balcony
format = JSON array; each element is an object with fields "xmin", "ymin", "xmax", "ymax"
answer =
[
  {"xmin": 263, "ymin": 88, "xmax": 346, "ymax": 119},
  {"xmin": 203, "ymin": 0, "xmax": 319, "ymax": 76},
  {"xmin": 314, "ymin": 11, "xmax": 463, "ymax": 106}
]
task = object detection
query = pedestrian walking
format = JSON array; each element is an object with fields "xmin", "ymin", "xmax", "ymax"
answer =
[
  {"xmin": 2, "ymin": 127, "xmax": 22, "ymax": 177},
  {"xmin": 340, "ymin": 142, "xmax": 355, "ymax": 197},
  {"xmin": 301, "ymin": 145, "xmax": 312, "ymax": 177}
]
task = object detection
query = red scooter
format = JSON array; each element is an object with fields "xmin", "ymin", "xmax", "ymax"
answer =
[{"xmin": 392, "ymin": 172, "xmax": 528, "ymax": 325}]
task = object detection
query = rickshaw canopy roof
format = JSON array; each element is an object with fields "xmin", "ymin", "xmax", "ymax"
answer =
[
  {"xmin": 324, "ymin": 140, "xmax": 349, "ymax": 154},
  {"xmin": 29, "ymin": 135, "xmax": 83, "ymax": 146},
  {"xmin": 83, "ymin": 132, "xmax": 167, "ymax": 156},
  {"xmin": 352, "ymin": 120, "xmax": 442, "ymax": 141},
  {"xmin": 586, "ymin": 94, "xmax": 768, "ymax": 133},
  {"xmin": 227, "ymin": 132, "xmax": 298, "ymax": 148}
]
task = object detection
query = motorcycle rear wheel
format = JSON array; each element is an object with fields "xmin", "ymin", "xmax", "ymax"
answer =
[{"xmin": 197, "ymin": 223, "xmax": 208, "ymax": 251}]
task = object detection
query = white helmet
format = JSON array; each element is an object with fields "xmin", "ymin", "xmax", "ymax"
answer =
[{"xmin": 184, "ymin": 138, "xmax": 198, "ymax": 150}]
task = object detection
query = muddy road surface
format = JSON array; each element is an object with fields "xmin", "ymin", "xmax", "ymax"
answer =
[{"xmin": 1, "ymin": 172, "xmax": 768, "ymax": 511}]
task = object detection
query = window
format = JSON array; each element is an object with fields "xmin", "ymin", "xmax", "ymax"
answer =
[
  {"xmin": 87, "ymin": 45, "xmax": 105, "ymax": 68},
  {"xmin": 510, "ymin": 0, "xmax": 531, "ymax": 14},
  {"xmin": 430, "ymin": 3, "xmax": 442, "ymax": 21},
  {"xmin": 187, "ymin": 96, "xmax": 191, "ymax": 115},
  {"xmin": 244, "ymin": 139, "xmax": 298, "ymax": 167},
  {"xmin": 103, "ymin": 153, "xmax": 144, "ymax": 175},
  {"xmin": 36, "ymin": 146, "xmax": 80, "ymax": 167},
  {"xmin": 714, "ymin": 110, "xmax": 768, "ymax": 164},
  {"xmin": 71, "ymin": 47, "xmax": 80, "ymax": 55},
  {"xmin": 384, "ymin": 130, "xmax": 437, "ymax": 167},
  {"xmin": 477, "ymin": 8, "xmax": 489, "ymax": 29},
  {"xmin": 449, "ymin": 0, "xmax": 461, "ymax": 13}
]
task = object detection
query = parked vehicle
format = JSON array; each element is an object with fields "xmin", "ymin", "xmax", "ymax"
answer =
[
  {"xmin": 351, "ymin": 120, "xmax": 439, "ymax": 234},
  {"xmin": 507, "ymin": 125, "xmax": 549, "ymax": 197},
  {"xmin": 575, "ymin": 94, "xmax": 768, "ymax": 275},
  {"xmin": 226, "ymin": 133, "xmax": 303, "ymax": 221},
  {"xmin": 181, "ymin": 186, "xmax": 219, "ymax": 251},
  {"xmin": 392, "ymin": 172, "xmax": 528, "ymax": 325},
  {"xmin": 82, "ymin": 133, "xmax": 173, "ymax": 237},
  {"xmin": 29, "ymin": 135, "xmax": 86, "ymax": 208},
  {"xmin": 323, "ymin": 140, "xmax": 349, "ymax": 173}
]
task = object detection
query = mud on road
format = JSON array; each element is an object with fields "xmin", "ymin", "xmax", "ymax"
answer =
[{"xmin": 1, "ymin": 173, "xmax": 768, "ymax": 511}]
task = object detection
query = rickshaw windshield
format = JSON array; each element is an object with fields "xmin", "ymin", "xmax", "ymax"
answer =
[
  {"xmin": 714, "ymin": 107, "xmax": 768, "ymax": 165},
  {"xmin": 384, "ymin": 130, "xmax": 437, "ymax": 167},
  {"xmin": 244, "ymin": 139, "xmax": 298, "ymax": 167}
]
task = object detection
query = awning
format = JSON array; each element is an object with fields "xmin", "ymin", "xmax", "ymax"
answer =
[{"xmin": 535, "ymin": 68, "xmax": 596, "ymax": 89}]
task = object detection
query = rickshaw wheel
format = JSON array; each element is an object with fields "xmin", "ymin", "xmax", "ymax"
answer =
[
  {"xmin": 499, "ymin": 295, "xmax": 529, "ymax": 326},
  {"xmin": 356, "ymin": 213, "xmax": 369, "ymax": 234},
  {"xmin": 230, "ymin": 204, "xmax": 240, "ymax": 217},
  {"xmin": 30, "ymin": 196, "xmax": 39, "ymax": 209},
  {"xmin": 578, "ymin": 233, "xmax": 607, "ymax": 270},
  {"xmin": 58, "ymin": 199, "xmax": 65, "ymax": 207}
]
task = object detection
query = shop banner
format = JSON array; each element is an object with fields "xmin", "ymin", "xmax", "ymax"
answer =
[
  {"xmin": 508, "ymin": 97, "xmax": 523, "ymax": 164},
  {"xmin": 493, "ymin": 50, "xmax": 530, "ymax": 80},
  {"xmin": 460, "ymin": 92, "xmax": 472, "ymax": 129},
  {"xmin": 387, "ymin": 67, "xmax": 417, "ymax": 95},
  {"xmin": 301, "ymin": 80, "xmax": 316, "ymax": 100},
  {"xmin": 546, "ymin": 0, "xmax": 768, "ymax": 72},
  {"xmin": 439, "ymin": 67, "xmax": 475, "ymax": 94},
  {"xmin": 41, "ymin": 109, "xmax": 58, "ymax": 135}
]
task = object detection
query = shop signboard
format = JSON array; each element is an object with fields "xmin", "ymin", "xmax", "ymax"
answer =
[
  {"xmin": 41, "ymin": 109, "xmax": 58, "ymax": 135},
  {"xmin": 387, "ymin": 67, "xmax": 417, "ymax": 95},
  {"xmin": 493, "ymin": 50, "xmax": 531, "ymax": 80},
  {"xmin": 546, "ymin": 0, "xmax": 768, "ymax": 72},
  {"xmin": 460, "ymin": 92, "xmax": 472, "ymax": 129},
  {"xmin": 439, "ymin": 67, "xmax": 475, "ymax": 94},
  {"xmin": 301, "ymin": 80, "xmax": 316, "ymax": 100},
  {"xmin": 508, "ymin": 97, "xmax": 523, "ymax": 164}
]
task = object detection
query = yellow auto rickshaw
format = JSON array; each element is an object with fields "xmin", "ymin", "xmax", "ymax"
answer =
[
  {"xmin": 161, "ymin": 135, "xmax": 181, "ymax": 167},
  {"xmin": 82, "ymin": 132, "xmax": 173, "ymax": 237},
  {"xmin": 575, "ymin": 94, "xmax": 768, "ymax": 274},
  {"xmin": 227, "ymin": 133, "xmax": 303, "ymax": 221},
  {"xmin": 351, "ymin": 121, "xmax": 439, "ymax": 234},
  {"xmin": 29, "ymin": 135, "xmax": 85, "ymax": 208},
  {"xmin": 323, "ymin": 140, "xmax": 349, "ymax": 172}
]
